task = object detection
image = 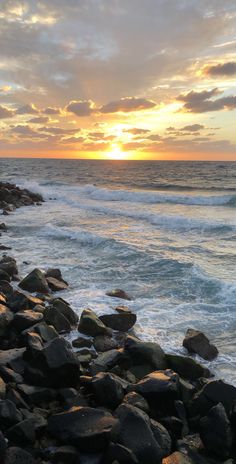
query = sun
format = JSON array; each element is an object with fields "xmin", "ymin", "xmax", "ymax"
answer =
[{"xmin": 107, "ymin": 144, "xmax": 126, "ymax": 160}]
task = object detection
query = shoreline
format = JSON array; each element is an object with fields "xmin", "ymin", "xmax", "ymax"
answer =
[{"xmin": 0, "ymin": 182, "xmax": 235, "ymax": 463}]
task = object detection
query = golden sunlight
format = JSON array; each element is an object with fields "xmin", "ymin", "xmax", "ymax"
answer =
[{"xmin": 107, "ymin": 144, "xmax": 127, "ymax": 160}]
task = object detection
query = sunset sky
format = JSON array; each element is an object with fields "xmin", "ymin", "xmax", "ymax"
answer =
[{"xmin": 0, "ymin": 0, "xmax": 236, "ymax": 160}]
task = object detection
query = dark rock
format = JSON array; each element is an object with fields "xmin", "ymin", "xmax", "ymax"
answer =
[
  {"xmin": 0, "ymin": 280, "xmax": 13, "ymax": 296},
  {"xmin": 112, "ymin": 404, "xmax": 164, "ymax": 464},
  {"xmin": 51, "ymin": 445, "xmax": 80, "ymax": 463},
  {"xmin": 0, "ymin": 304, "xmax": 13, "ymax": 336},
  {"xmin": 25, "ymin": 337, "xmax": 80, "ymax": 388},
  {"xmin": 48, "ymin": 406, "xmax": 117, "ymax": 452},
  {"xmin": 6, "ymin": 387, "xmax": 30, "ymax": 410},
  {"xmin": 78, "ymin": 309, "xmax": 110, "ymax": 337},
  {"xmin": 4, "ymin": 447, "xmax": 36, "ymax": 464},
  {"xmin": 162, "ymin": 451, "xmax": 192, "ymax": 464},
  {"xmin": 46, "ymin": 276, "xmax": 68, "ymax": 291},
  {"xmin": 90, "ymin": 349, "xmax": 125, "ymax": 375},
  {"xmin": 166, "ymin": 354, "xmax": 210, "ymax": 381},
  {"xmin": 46, "ymin": 268, "xmax": 68, "ymax": 285},
  {"xmin": 0, "ymin": 377, "xmax": 5, "ymax": 398},
  {"xmin": 0, "ymin": 366, "xmax": 23, "ymax": 384},
  {"xmin": 0, "ymin": 269, "xmax": 10, "ymax": 282},
  {"xmin": 104, "ymin": 442, "xmax": 138, "ymax": 463},
  {"xmin": 200, "ymin": 403, "xmax": 232, "ymax": 458},
  {"xmin": 13, "ymin": 309, "xmax": 43, "ymax": 331},
  {"xmin": 115, "ymin": 305, "xmax": 132, "ymax": 314},
  {"xmin": 99, "ymin": 313, "xmax": 136, "ymax": 332},
  {"xmin": 0, "ymin": 223, "xmax": 7, "ymax": 231},
  {"xmin": 17, "ymin": 383, "xmax": 56, "ymax": 405},
  {"xmin": 72, "ymin": 336, "xmax": 93, "ymax": 349},
  {"xmin": 0, "ymin": 399, "xmax": 22, "ymax": 428},
  {"xmin": 93, "ymin": 334, "xmax": 119, "ymax": 352},
  {"xmin": 106, "ymin": 289, "xmax": 132, "ymax": 300},
  {"xmin": 51, "ymin": 298, "xmax": 78, "ymax": 326},
  {"xmin": 124, "ymin": 335, "xmax": 167, "ymax": 379},
  {"xmin": 0, "ymin": 244, "xmax": 11, "ymax": 250},
  {"xmin": 150, "ymin": 419, "xmax": 172, "ymax": 458},
  {"xmin": 7, "ymin": 291, "xmax": 44, "ymax": 312},
  {"xmin": 6, "ymin": 418, "xmax": 36, "ymax": 445},
  {"xmin": 0, "ymin": 257, "xmax": 18, "ymax": 278},
  {"xmin": 190, "ymin": 380, "xmax": 236, "ymax": 417},
  {"xmin": 123, "ymin": 392, "xmax": 149, "ymax": 413},
  {"xmin": 44, "ymin": 305, "xmax": 72, "ymax": 333},
  {"xmin": 19, "ymin": 268, "xmax": 49, "ymax": 294},
  {"xmin": 34, "ymin": 321, "xmax": 59, "ymax": 342},
  {"xmin": 0, "ymin": 347, "xmax": 26, "ymax": 367},
  {"xmin": 161, "ymin": 416, "xmax": 184, "ymax": 441},
  {"xmin": 0, "ymin": 430, "xmax": 7, "ymax": 456},
  {"xmin": 183, "ymin": 328, "xmax": 218, "ymax": 361},
  {"xmin": 92, "ymin": 372, "xmax": 129, "ymax": 409}
]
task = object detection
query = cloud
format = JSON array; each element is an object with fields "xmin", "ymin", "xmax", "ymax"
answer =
[
  {"xmin": 204, "ymin": 62, "xmax": 236, "ymax": 76},
  {"xmin": 16, "ymin": 103, "xmax": 39, "ymax": 115},
  {"xmin": 0, "ymin": 105, "xmax": 14, "ymax": 118},
  {"xmin": 38, "ymin": 126, "xmax": 80, "ymax": 135},
  {"xmin": 124, "ymin": 128, "xmax": 151, "ymax": 135},
  {"xmin": 66, "ymin": 100, "xmax": 95, "ymax": 117},
  {"xmin": 167, "ymin": 124, "xmax": 205, "ymax": 134},
  {"xmin": 177, "ymin": 88, "xmax": 236, "ymax": 113},
  {"xmin": 29, "ymin": 116, "xmax": 49, "ymax": 124},
  {"xmin": 100, "ymin": 97, "xmax": 156, "ymax": 113},
  {"xmin": 43, "ymin": 107, "xmax": 61, "ymax": 115},
  {"xmin": 11, "ymin": 125, "xmax": 46, "ymax": 138}
]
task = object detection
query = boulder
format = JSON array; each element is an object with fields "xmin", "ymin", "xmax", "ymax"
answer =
[
  {"xmin": 0, "ymin": 399, "xmax": 23, "ymax": 428},
  {"xmin": 0, "ymin": 377, "xmax": 6, "ymax": 398},
  {"xmin": 106, "ymin": 289, "xmax": 132, "ymax": 300},
  {"xmin": 166, "ymin": 354, "xmax": 210, "ymax": 381},
  {"xmin": 183, "ymin": 328, "xmax": 218, "ymax": 361},
  {"xmin": 0, "ymin": 257, "xmax": 18, "ymax": 278},
  {"xmin": 92, "ymin": 372, "xmax": 129, "ymax": 409},
  {"xmin": 0, "ymin": 347, "xmax": 26, "ymax": 368},
  {"xmin": 44, "ymin": 305, "xmax": 71, "ymax": 333},
  {"xmin": 6, "ymin": 418, "xmax": 36, "ymax": 445},
  {"xmin": 51, "ymin": 298, "xmax": 78, "ymax": 326},
  {"xmin": 13, "ymin": 310, "xmax": 43, "ymax": 331},
  {"xmin": 150, "ymin": 419, "xmax": 172, "ymax": 459},
  {"xmin": 0, "ymin": 430, "xmax": 7, "ymax": 457},
  {"xmin": 0, "ymin": 304, "xmax": 13, "ymax": 337},
  {"xmin": 115, "ymin": 305, "xmax": 132, "ymax": 314},
  {"xmin": 72, "ymin": 336, "xmax": 93, "ymax": 349},
  {"xmin": 51, "ymin": 445, "xmax": 80, "ymax": 463},
  {"xmin": 45, "ymin": 268, "xmax": 68, "ymax": 285},
  {"xmin": 200, "ymin": 403, "xmax": 232, "ymax": 458},
  {"xmin": 0, "ymin": 366, "xmax": 23, "ymax": 384},
  {"xmin": 4, "ymin": 447, "xmax": 36, "ymax": 464},
  {"xmin": 17, "ymin": 383, "xmax": 56, "ymax": 405},
  {"xmin": 104, "ymin": 442, "xmax": 138, "ymax": 463},
  {"xmin": 25, "ymin": 337, "xmax": 80, "ymax": 388},
  {"xmin": 34, "ymin": 321, "xmax": 59, "ymax": 342},
  {"xmin": 0, "ymin": 269, "xmax": 10, "ymax": 282},
  {"xmin": 123, "ymin": 392, "xmax": 149, "ymax": 414},
  {"xmin": 99, "ymin": 313, "xmax": 137, "ymax": 332},
  {"xmin": 162, "ymin": 452, "xmax": 193, "ymax": 464},
  {"xmin": 7, "ymin": 291, "xmax": 44, "ymax": 313},
  {"xmin": 190, "ymin": 380, "xmax": 236, "ymax": 417},
  {"xmin": 0, "ymin": 280, "xmax": 13, "ymax": 296},
  {"xmin": 90, "ymin": 349, "xmax": 125, "ymax": 375},
  {"xmin": 78, "ymin": 308, "xmax": 110, "ymax": 337},
  {"xmin": 46, "ymin": 276, "xmax": 68, "ymax": 291},
  {"xmin": 48, "ymin": 406, "xmax": 117, "ymax": 452},
  {"xmin": 112, "ymin": 404, "xmax": 164, "ymax": 464},
  {"xmin": 19, "ymin": 268, "xmax": 49, "ymax": 294},
  {"xmin": 93, "ymin": 334, "xmax": 119, "ymax": 352},
  {"xmin": 124, "ymin": 335, "xmax": 167, "ymax": 379}
]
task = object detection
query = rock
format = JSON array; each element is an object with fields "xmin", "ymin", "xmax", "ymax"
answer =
[
  {"xmin": 112, "ymin": 404, "xmax": 164, "ymax": 464},
  {"xmin": 51, "ymin": 445, "xmax": 80, "ymax": 463},
  {"xmin": 124, "ymin": 335, "xmax": 167, "ymax": 379},
  {"xmin": 0, "ymin": 430, "xmax": 7, "ymax": 457},
  {"xmin": 72, "ymin": 336, "xmax": 93, "ymax": 349},
  {"xmin": 90, "ymin": 349, "xmax": 125, "ymax": 375},
  {"xmin": 106, "ymin": 289, "xmax": 132, "ymax": 300},
  {"xmin": 0, "ymin": 223, "xmax": 7, "ymax": 231},
  {"xmin": 78, "ymin": 308, "xmax": 110, "ymax": 337},
  {"xmin": 150, "ymin": 419, "xmax": 172, "ymax": 459},
  {"xmin": 183, "ymin": 328, "xmax": 218, "ymax": 361},
  {"xmin": 6, "ymin": 418, "xmax": 36, "ymax": 445},
  {"xmin": 0, "ymin": 280, "xmax": 13, "ymax": 296},
  {"xmin": 45, "ymin": 268, "xmax": 68, "ymax": 285},
  {"xmin": 92, "ymin": 372, "xmax": 129, "ymax": 409},
  {"xmin": 34, "ymin": 321, "xmax": 59, "ymax": 342},
  {"xmin": 0, "ymin": 293, "xmax": 6, "ymax": 305},
  {"xmin": 0, "ymin": 244, "xmax": 11, "ymax": 250},
  {"xmin": 162, "ymin": 451, "xmax": 193, "ymax": 464},
  {"xmin": 0, "ymin": 366, "xmax": 23, "ymax": 384},
  {"xmin": 0, "ymin": 304, "xmax": 13, "ymax": 337},
  {"xmin": 104, "ymin": 442, "xmax": 138, "ymax": 463},
  {"xmin": 93, "ymin": 334, "xmax": 119, "ymax": 352},
  {"xmin": 46, "ymin": 276, "xmax": 68, "ymax": 291},
  {"xmin": 99, "ymin": 313, "xmax": 137, "ymax": 332},
  {"xmin": 4, "ymin": 447, "xmax": 36, "ymax": 464},
  {"xmin": 13, "ymin": 310, "xmax": 43, "ymax": 331},
  {"xmin": 51, "ymin": 298, "xmax": 78, "ymax": 326},
  {"xmin": 115, "ymin": 305, "xmax": 132, "ymax": 314},
  {"xmin": 200, "ymin": 403, "xmax": 232, "ymax": 458},
  {"xmin": 123, "ymin": 392, "xmax": 149, "ymax": 413},
  {"xmin": 7, "ymin": 291, "xmax": 44, "ymax": 313},
  {"xmin": 0, "ymin": 399, "xmax": 23, "ymax": 428},
  {"xmin": 166, "ymin": 354, "xmax": 210, "ymax": 381},
  {"xmin": 19, "ymin": 268, "xmax": 49, "ymax": 294},
  {"xmin": 0, "ymin": 347, "xmax": 26, "ymax": 368},
  {"xmin": 0, "ymin": 257, "xmax": 18, "ymax": 278},
  {"xmin": 48, "ymin": 406, "xmax": 117, "ymax": 452},
  {"xmin": 0, "ymin": 269, "xmax": 10, "ymax": 282},
  {"xmin": 17, "ymin": 384, "xmax": 56, "ymax": 405},
  {"xmin": 44, "ymin": 305, "xmax": 71, "ymax": 333},
  {"xmin": 25, "ymin": 337, "xmax": 80, "ymax": 388},
  {"xmin": 190, "ymin": 380, "xmax": 236, "ymax": 417}
]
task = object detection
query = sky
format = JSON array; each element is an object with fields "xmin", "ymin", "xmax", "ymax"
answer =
[{"xmin": 0, "ymin": 0, "xmax": 236, "ymax": 160}]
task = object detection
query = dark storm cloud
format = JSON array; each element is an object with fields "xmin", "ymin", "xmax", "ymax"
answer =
[{"xmin": 204, "ymin": 61, "xmax": 236, "ymax": 76}]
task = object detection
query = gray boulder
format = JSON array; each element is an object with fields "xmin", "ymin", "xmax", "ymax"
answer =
[
  {"xmin": 99, "ymin": 312, "xmax": 137, "ymax": 332},
  {"xmin": 183, "ymin": 328, "xmax": 218, "ymax": 361},
  {"xmin": 78, "ymin": 308, "xmax": 110, "ymax": 337},
  {"xmin": 19, "ymin": 268, "xmax": 49, "ymax": 294}
]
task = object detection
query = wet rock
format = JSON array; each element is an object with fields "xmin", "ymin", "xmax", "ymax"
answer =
[
  {"xmin": 4, "ymin": 446, "xmax": 36, "ymax": 464},
  {"xmin": 0, "ymin": 377, "xmax": 6, "ymax": 399},
  {"xmin": 25, "ymin": 337, "xmax": 80, "ymax": 387},
  {"xmin": 106, "ymin": 289, "xmax": 132, "ymax": 300},
  {"xmin": 124, "ymin": 335, "xmax": 167, "ymax": 379},
  {"xmin": 123, "ymin": 391, "xmax": 149, "ymax": 414},
  {"xmin": 44, "ymin": 305, "xmax": 71, "ymax": 333},
  {"xmin": 0, "ymin": 244, "xmax": 11, "ymax": 250},
  {"xmin": 190, "ymin": 380, "xmax": 236, "ymax": 417},
  {"xmin": 0, "ymin": 257, "xmax": 18, "ymax": 278},
  {"xmin": 72, "ymin": 336, "xmax": 93, "ymax": 349},
  {"xmin": 7, "ymin": 291, "xmax": 44, "ymax": 313},
  {"xmin": 46, "ymin": 276, "xmax": 68, "ymax": 292},
  {"xmin": 0, "ymin": 399, "xmax": 23, "ymax": 428},
  {"xmin": 183, "ymin": 328, "xmax": 218, "ymax": 361},
  {"xmin": 104, "ymin": 442, "xmax": 138, "ymax": 463},
  {"xmin": 0, "ymin": 430, "xmax": 7, "ymax": 457},
  {"xmin": 166, "ymin": 354, "xmax": 210, "ymax": 381},
  {"xmin": 78, "ymin": 308, "xmax": 110, "ymax": 337},
  {"xmin": 0, "ymin": 269, "xmax": 10, "ymax": 282},
  {"xmin": 46, "ymin": 268, "xmax": 68, "ymax": 285},
  {"xmin": 0, "ymin": 223, "xmax": 7, "ymax": 231},
  {"xmin": 51, "ymin": 445, "xmax": 80, "ymax": 463},
  {"xmin": 92, "ymin": 372, "xmax": 129, "ymax": 409},
  {"xmin": 0, "ymin": 304, "xmax": 13, "ymax": 337},
  {"xmin": 200, "ymin": 403, "xmax": 232, "ymax": 458},
  {"xmin": 112, "ymin": 404, "xmax": 164, "ymax": 464},
  {"xmin": 19, "ymin": 268, "xmax": 49, "ymax": 294},
  {"xmin": 0, "ymin": 280, "xmax": 13, "ymax": 296},
  {"xmin": 99, "ymin": 312, "xmax": 137, "ymax": 332},
  {"xmin": 0, "ymin": 347, "xmax": 26, "ymax": 368},
  {"xmin": 13, "ymin": 309, "xmax": 43, "ymax": 331},
  {"xmin": 51, "ymin": 298, "xmax": 78, "ymax": 326},
  {"xmin": 17, "ymin": 384, "xmax": 56, "ymax": 405},
  {"xmin": 0, "ymin": 366, "xmax": 23, "ymax": 384},
  {"xmin": 90, "ymin": 349, "xmax": 125, "ymax": 375},
  {"xmin": 6, "ymin": 418, "xmax": 36, "ymax": 445},
  {"xmin": 115, "ymin": 305, "xmax": 132, "ymax": 314},
  {"xmin": 34, "ymin": 321, "xmax": 59, "ymax": 342},
  {"xmin": 93, "ymin": 334, "xmax": 119, "ymax": 352},
  {"xmin": 48, "ymin": 406, "xmax": 117, "ymax": 452},
  {"xmin": 162, "ymin": 451, "xmax": 193, "ymax": 464}
]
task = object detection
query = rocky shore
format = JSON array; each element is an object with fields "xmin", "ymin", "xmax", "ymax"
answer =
[{"xmin": 0, "ymin": 182, "xmax": 235, "ymax": 464}]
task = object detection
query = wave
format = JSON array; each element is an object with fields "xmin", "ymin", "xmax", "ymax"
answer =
[{"xmin": 16, "ymin": 180, "xmax": 236, "ymax": 207}]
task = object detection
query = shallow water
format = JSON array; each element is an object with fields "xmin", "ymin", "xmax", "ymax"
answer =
[{"xmin": 1, "ymin": 158, "xmax": 236, "ymax": 383}]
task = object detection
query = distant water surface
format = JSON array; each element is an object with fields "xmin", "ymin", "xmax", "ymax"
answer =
[{"xmin": 1, "ymin": 158, "xmax": 236, "ymax": 383}]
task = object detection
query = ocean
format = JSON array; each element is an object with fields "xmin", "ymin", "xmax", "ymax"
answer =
[{"xmin": 1, "ymin": 158, "xmax": 236, "ymax": 384}]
